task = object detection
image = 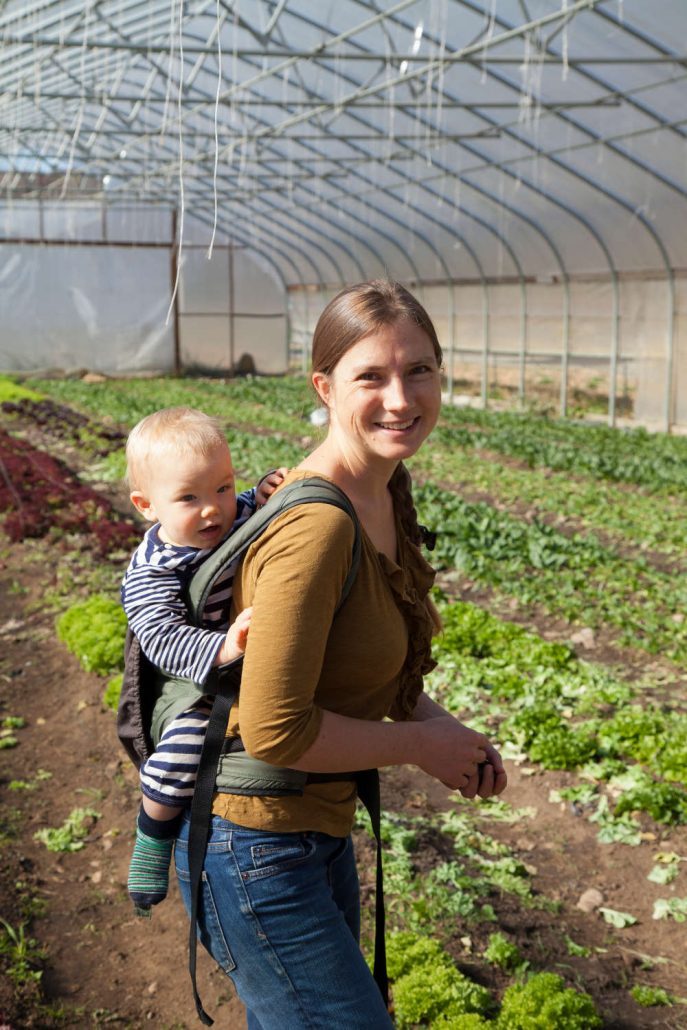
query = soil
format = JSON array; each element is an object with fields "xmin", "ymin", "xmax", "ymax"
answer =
[{"xmin": 1, "ymin": 412, "xmax": 687, "ymax": 1029}]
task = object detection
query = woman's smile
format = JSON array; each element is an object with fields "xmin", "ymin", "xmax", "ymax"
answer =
[{"xmin": 373, "ymin": 416, "xmax": 421, "ymax": 432}]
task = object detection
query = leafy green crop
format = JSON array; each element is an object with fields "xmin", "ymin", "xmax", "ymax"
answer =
[
  {"xmin": 630, "ymin": 984, "xmax": 673, "ymax": 1007},
  {"xmin": 428, "ymin": 600, "xmax": 687, "ymax": 840},
  {"xmin": 434, "ymin": 406, "xmax": 687, "ymax": 493},
  {"xmin": 416, "ymin": 483, "xmax": 687, "ymax": 664},
  {"xmin": 102, "ymin": 673, "xmax": 123, "ymax": 712},
  {"xmin": 564, "ymin": 936, "xmax": 591, "ymax": 958},
  {"xmin": 0, "ymin": 376, "xmax": 43, "ymax": 403},
  {"xmin": 0, "ymin": 916, "xmax": 45, "ymax": 987},
  {"xmin": 33, "ymin": 807, "xmax": 100, "ymax": 852},
  {"xmin": 598, "ymin": 707, "xmax": 687, "ymax": 784},
  {"xmin": 56, "ymin": 595, "xmax": 127, "ymax": 675},
  {"xmin": 652, "ymin": 897, "xmax": 687, "ymax": 922},
  {"xmin": 26, "ymin": 374, "xmax": 315, "ymax": 437},
  {"xmin": 409, "ymin": 441, "xmax": 687, "ymax": 567},
  {"xmin": 387, "ymin": 932, "xmax": 492, "ymax": 1028},
  {"xmin": 615, "ymin": 781, "xmax": 687, "ymax": 826},
  {"xmin": 505, "ymin": 707, "xmax": 598, "ymax": 770},
  {"xmin": 484, "ymin": 932, "xmax": 523, "ymax": 971},
  {"xmin": 495, "ymin": 973, "xmax": 602, "ymax": 1029}
]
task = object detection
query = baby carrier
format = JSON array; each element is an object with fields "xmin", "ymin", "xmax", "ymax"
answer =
[{"xmin": 117, "ymin": 476, "xmax": 387, "ymax": 1025}]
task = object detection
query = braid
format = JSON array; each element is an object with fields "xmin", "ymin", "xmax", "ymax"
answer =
[
  {"xmin": 390, "ymin": 463, "xmax": 443, "ymax": 636},
  {"xmin": 389, "ymin": 463, "xmax": 422, "ymax": 547}
]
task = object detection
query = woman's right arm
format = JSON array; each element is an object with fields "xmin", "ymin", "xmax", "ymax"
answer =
[
  {"xmin": 235, "ymin": 502, "xmax": 495, "ymax": 791},
  {"xmin": 290, "ymin": 707, "xmax": 490, "ymax": 793}
]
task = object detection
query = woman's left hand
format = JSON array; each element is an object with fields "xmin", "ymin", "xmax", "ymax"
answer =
[{"xmin": 450, "ymin": 744, "xmax": 507, "ymax": 800}]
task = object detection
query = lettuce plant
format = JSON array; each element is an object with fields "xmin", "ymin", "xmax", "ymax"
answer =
[
  {"xmin": 495, "ymin": 973, "xmax": 601, "ymax": 1029},
  {"xmin": 56, "ymin": 595, "xmax": 127, "ymax": 675}
]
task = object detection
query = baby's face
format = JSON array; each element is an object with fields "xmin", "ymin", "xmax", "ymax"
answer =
[{"xmin": 142, "ymin": 442, "xmax": 238, "ymax": 549}]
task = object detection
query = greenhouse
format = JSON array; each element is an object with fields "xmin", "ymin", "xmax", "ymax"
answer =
[
  {"xmin": 1, "ymin": 3, "xmax": 687, "ymax": 1029},
  {"xmin": 1, "ymin": 0, "xmax": 686, "ymax": 428}
]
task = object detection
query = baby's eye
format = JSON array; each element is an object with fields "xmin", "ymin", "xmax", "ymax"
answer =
[
  {"xmin": 179, "ymin": 494, "xmax": 195, "ymax": 502},
  {"xmin": 217, "ymin": 484, "xmax": 233, "ymax": 494}
]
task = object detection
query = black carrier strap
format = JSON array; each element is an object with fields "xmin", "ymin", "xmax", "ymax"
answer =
[
  {"xmin": 187, "ymin": 683, "xmax": 239, "ymax": 1025},
  {"xmin": 355, "ymin": 769, "xmax": 388, "ymax": 1004},
  {"xmin": 182, "ymin": 478, "xmax": 388, "ymax": 1025}
]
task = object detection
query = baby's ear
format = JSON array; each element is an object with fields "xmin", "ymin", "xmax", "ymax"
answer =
[{"xmin": 130, "ymin": 491, "xmax": 156, "ymax": 523}]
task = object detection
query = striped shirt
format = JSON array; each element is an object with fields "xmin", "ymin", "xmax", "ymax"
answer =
[{"xmin": 121, "ymin": 489, "xmax": 255, "ymax": 685}]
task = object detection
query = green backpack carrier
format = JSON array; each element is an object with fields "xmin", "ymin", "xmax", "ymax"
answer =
[{"xmin": 117, "ymin": 476, "xmax": 388, "ymax": 1026}]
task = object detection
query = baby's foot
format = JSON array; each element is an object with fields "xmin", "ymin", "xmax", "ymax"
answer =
[{"xmin": 127, "ymin": 828, "xmax": 173, "ymax": 913}]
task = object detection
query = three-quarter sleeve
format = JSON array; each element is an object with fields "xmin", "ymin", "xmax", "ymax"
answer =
[{"xmin": 233, "ymin": 502, "xmax": 356, "ymax": 766}]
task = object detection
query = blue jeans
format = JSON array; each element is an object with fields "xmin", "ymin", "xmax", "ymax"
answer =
[{"xmin": 174, "ymin": 813, "xmax": 393, "ymax": 1029}]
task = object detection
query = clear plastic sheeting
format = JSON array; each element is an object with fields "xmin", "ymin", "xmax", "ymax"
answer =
[
  {"xmin": 178, "ymin": 244, "xmax": 288, "ymax": 375},
  {"xmin": 0, "ymin": 202, "xmax": 288, "ymax": 375},
  {"xmin": 0, "ymin": 242, "xmax": 174, "ymax": 374},
  {"xmin": 0, "ymin": 0, "xmax": 685, "ymax": 425},
  {"xmin": 291, "ymin": 273, "xmax": 687, "ymax": 431}
]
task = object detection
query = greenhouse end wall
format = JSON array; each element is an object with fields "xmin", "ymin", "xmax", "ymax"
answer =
[
  {"xmin": 0, "ymin": 202, "xmax": 289, "ymax": 377},
  {"xmin": 288, "ymin": 274, "xmax": 687, "ymax": 432}
]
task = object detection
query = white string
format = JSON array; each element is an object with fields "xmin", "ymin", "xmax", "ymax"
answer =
[
  {"xmin": 481, "ymin": 0, "xmax": 497, "ymax": 84},
  {"xmin": 60, "ymin": 0, "xmax": 90, "ymax": 199},
  {"xmin": 207, "ymin": 0, "xmax": 222, "ymax": 260},
  {"xmin": 165, "ymin": 0, "xmax": 185, "ymax": 326},
  {"xmin": 160, "ymin": 0, "xmax": 177, "ymax": 139}
]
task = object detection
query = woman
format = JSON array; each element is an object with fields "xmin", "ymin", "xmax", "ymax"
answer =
[{"xmin": 174, "ymin": 280, "xmax": 506, "ymax": 1029}]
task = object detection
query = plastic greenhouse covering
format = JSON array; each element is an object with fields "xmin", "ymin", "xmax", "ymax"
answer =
[{"xmin": 0, "ymin": 1, "xmax": 685, "ymax": 428}]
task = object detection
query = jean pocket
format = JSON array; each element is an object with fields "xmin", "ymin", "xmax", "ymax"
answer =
[
  {"xmin": 241, "ymin": 833, "xmax": 316, "ymax": 883},
  {"xmin": 175, "ymin": 864, "xmax": 237, "ymax": 974}
]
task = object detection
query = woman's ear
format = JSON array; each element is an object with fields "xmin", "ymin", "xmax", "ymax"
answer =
[{"xmin": 311, "ymin": 371, "xmax": 331, "ymax": 408}]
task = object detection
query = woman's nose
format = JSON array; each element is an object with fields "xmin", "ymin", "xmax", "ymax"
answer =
[{"xmin": 383, "ymin": 376, "xmax": 410, "ymax": 409}]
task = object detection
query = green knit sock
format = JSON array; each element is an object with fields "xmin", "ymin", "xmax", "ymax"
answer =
[{"xmin": 128, "ymin": 827, "xmax": 174, "ymax": 913}]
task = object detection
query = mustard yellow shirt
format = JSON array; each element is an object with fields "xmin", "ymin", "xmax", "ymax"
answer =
[{"xmin": 212, "ymin": 469, "xmax": 436, "ymax": 837}]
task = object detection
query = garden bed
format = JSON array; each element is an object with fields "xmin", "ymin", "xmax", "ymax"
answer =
[{"xmin": 1, "ymin": 376, "xmax": 686, "ymax": 1028}]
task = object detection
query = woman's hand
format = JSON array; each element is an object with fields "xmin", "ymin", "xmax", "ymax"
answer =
[
  {"xmin": 455, "ymin": 743, "xmax": 507, "ymax": 800},
  {"xmin": 413, "ymin": 716, "xmax": 489, "ymax": 790}
]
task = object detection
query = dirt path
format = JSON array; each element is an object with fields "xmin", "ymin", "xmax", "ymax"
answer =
[{"xmin": 0, "ymin": 539, "xmax": 247, "ymax": 1029}]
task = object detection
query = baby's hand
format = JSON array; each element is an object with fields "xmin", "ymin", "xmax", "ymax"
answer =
[
  {"xmin": 256, "ymin": 467, "xmax": 288, "ymax": 507},
  {"xmin": 215, "ymin": 607, "xmax": 253, "ymax": 665}
]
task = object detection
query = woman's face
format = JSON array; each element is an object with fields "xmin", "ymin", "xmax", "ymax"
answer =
[{"xmin": 313, "ymin": 318, "xmax": 442, "ymax": 470}]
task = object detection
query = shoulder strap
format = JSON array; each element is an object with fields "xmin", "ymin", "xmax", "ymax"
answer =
[
  {"xmin": 187, "ymin": 476, "xmax": 362, "ymax": 1026},
  {"xmin": 185, "ymin": 475, "xmax": 360, "ymax": 626}
]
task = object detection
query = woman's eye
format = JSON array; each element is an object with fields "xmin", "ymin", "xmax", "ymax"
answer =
[
  {"xmin": 410, "ymin": 365, "xmax": 432, "ymax": 375},
  {"xmin": 357, "ymin": 372, "xmax": 380, "ymax": 382}
]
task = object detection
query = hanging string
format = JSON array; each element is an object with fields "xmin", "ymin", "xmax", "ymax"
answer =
[
  {"xmin": 60, "ymin": 0, "xmax": 91, "ymax": 199},
  {"xmin": 207, "ymin": 0, "xmax": 222, "ymax": 260},
  {"xmin": 165, "ymin": 0, "xmax": 185, "ymax": 326},
  {"xmin": 481, "ymin": 0, "xmax": 497, "ymax": 84},
  {"xmin": 161, "ymin": 0, "xmax": 177, "ymax": 139}
]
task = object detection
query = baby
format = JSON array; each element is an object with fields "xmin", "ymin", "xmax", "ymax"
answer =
[{"xmin": 121, "ymin": 406, "xmax": 284, "ymax": 913}]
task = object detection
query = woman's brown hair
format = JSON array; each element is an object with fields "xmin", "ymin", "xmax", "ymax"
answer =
[
  {"xmin": 312, "ymin": 280, "xmax": 443, "ymax": 636},
  {"xmin": 311, "ymin": 279, "xmax": 442, "ymax": 376}
]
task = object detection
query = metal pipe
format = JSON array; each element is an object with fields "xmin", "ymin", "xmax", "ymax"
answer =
[
  {"xmin": 170, "ymin": 207, "xmax": 180, "ymax": 375},
  {"xmin": 608, "ymin": 271, "xmax": 620, "ymax": 427}
]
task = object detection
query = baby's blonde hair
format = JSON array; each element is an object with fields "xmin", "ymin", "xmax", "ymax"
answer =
[{"xmin": 126, "ymin": 406, "xmax": 228, "ymax": 491}]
